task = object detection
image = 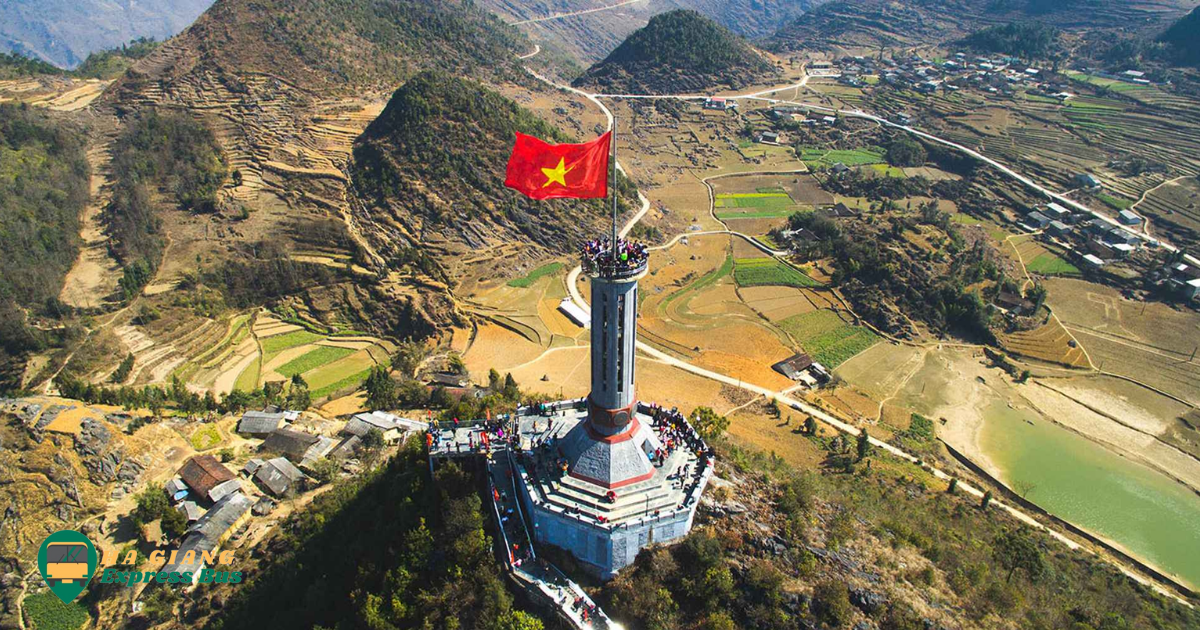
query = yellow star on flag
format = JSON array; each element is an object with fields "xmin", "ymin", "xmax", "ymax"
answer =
[{"xmin": 541, "ymin": 157, "xmax": 576, "ymax": 188}]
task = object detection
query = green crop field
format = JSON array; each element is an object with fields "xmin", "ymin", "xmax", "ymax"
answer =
[
  {"xmin": 278, "ymin": 346, "xmax": 355, "ymax": 378},
  {"xmin": 24, "ymin": 592, "xmax": 89, "ymax": 630},
  {"xmin": 734, "ymin": 258, "xmax": 820, "ymax": 288},
  {"xmin": 716, "ymin": 209, "xmax": 796, "ymax": 219},
  {"xmin": 870, "ymin": 163, "xmax": 907, "ymax": 178},
  {"xmin": 508, "ymin": 262, "xmax": 564, "ymax": 288},
  {"xmin": 754, "ymin": 234, "xmax": 781, "ymax": 249},
  {"xmin": 190, "ymin": 424, "xmax": 223, "ymax": 451},
  {"xmin": 778, "ymin": 310, "xmax": 880, "ymax": 368},
  {"xmin": 798, "ymin": 146, "xmax": 886, "ymax": 168},
  {"xmin": 306, "ymin": 352, "xmax": 380, "ymax": 392},
  {"xmin": 260, "ymin": 330, "xmax": 323, "ymax": 356},
  {"xmin": 1026, "ymin": 253, "xmax": 1081, "ymax": 276},
  {"xmin": 715, "ymin": 192, "xmax": 794, "ymax": 209},
  {"xmin": 1096, "ymin": 193, "xmax": 1133, "ymax": 211},
  {"xmin": 235, "ymin": 356, "xmax": 261, "ymax": 392},
  {"xmin": 313, "ymin": 367, "xmax": 375, "ymax": 399}
]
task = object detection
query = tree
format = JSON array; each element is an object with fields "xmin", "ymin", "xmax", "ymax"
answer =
[
  {"xmin": 362, "ymin": 428, "xmax": 385, "ymax": 451},
  {"xmin": 488, "ymin": 368, "xmax": 502, "ymax": 392},
  {"xmin": 502, "ymin": 373, "xmax": 519, "ymax": 400},
  {"xmin": 812, "ymin": 580, "xmax": 854, "ymax": 627},
  {"xmin": 993, "ymin": 528, "xmax": 1045, "ymax": 583},
  {"xmin": 447, "ymin": 352, "xmax": 466, "ymax": 375},
  {"xmin": 363, "ymin": 366, "xmax": 397, "ymax": 411},
  {"xmin": 691, "ymin": 407, "xmax": 729, "ymax": 441},
  {"xmin": 981, "ymin": 490, "xmax": 993, "ymax": 509},
  {"xmin": 161, "ymin": 505, "xmax": 187, "ymax": 539},
  {"xmin": 947, "ymin": 478, "xmax": 958, "ymax": 494},
  {"xmin": 886, "ymin": 136, "xmax": 927, "ymax": 167},
  {"xmin": 309, "ymin": 458, "xmax": 339, "ymax": 485},
  {"xmin": 494, "ymin": 610, "xmax": 543, "ymax": 630},
  {"xmin": 1013, "ymin": 479, "xmax": 1037, "ymax": 498},
  {"xmin": 805, "ymin": 416, "xmax": 818, "ymax": 435},
  {"xmin": 856, "ymin": 428, "xmax": 871, "ymax": 461},
  {"xmin": 133, "ymin": 486, "xmax": 171, "ymax": 526}
]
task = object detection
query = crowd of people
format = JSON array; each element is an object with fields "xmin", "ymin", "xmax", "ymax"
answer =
[{"xmin": 581, "ymin": 237, "xmax": 649, "ymax": 277}]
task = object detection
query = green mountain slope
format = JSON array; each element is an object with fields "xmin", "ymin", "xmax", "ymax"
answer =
[
  {"xmin": 1160, "ymin": 7, "xmax": 1200, "ymax": 66},
  {"xmin": 353, "ymin": 71, "xmax": 637, "ymax": 264},
  {"xmin": 574, "ymin": 9, "xmax": 778, "ymax": 95}
]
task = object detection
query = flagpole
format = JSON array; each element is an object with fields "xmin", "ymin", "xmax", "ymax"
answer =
[{"xmin": 610, "ymin": 114, "xmax": 619, "ymax": 255}]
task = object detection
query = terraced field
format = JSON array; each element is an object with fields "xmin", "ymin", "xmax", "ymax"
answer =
[
  {"xmin": 797, "ymin": 146, "xmax": 886, "ymax": 170},
  {"xmin": 1136, "ymin": 177, "xmax": 1200, "ymax": 257},
  {"xmin": 733, "ymin": 257, "xmax": 820, "ymax": 288},
  {"xmin": 777, "ymin": 310, "xmax": 880, "ymax": 369},
  {"xmin": 998, "ymin": 320, "xmax": 1089, "ymax": 368},
  {"xmin": 715, "ymin": 190, "xmax": 796, "ymax": 220}
]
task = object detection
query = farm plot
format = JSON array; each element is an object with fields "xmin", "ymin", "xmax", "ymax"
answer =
[
  {"xmin": 715, "ymin": 191, "xmax": 795, "ymax": 219},
  {"xmin": 998, "ymin": 320, "xmax": 1089, "ymax": 368},
  {"xmin": 777, "ymin": 310, "xmax": 879, "ymax": 368},
  {"xmin": 734, "ymin": 258, "xmax": 820, "ymax": 288},
  {"xmin": 508, "ymin": 262, "xmax": 564, "ymax": 288},
  {"xmin": 1137, "ymin": 177, "xmax": 1200, "ymax": 256},
  {"xmin": 277, "ymin": 346, "xmax": 355, "ymax": 378},
  {"xmin": 261, "ymin": 330, "xmax": 324, "ymax": 356},
  {"xmin": 1008, "ymin": 236, "xmax": 1080, "ymax": 277},
  {"xmin": 797, "ymin": 146, "xmax": 886, "ymax": 170}
]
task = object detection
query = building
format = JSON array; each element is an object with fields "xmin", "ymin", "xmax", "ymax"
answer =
[
  {"xmin": 1075, "ymin": 173, "xmax": 1102, "ymax": 189},
  {"xmin": 1044, "ymin": 202, "xmax": 1071, "ymax": 220},
  {"xmin": 429, "ymin": 372, "xmax": 468, "ymax": 388},
  {"xmin": 818, "ymin": 202, "xmax": 859, "ymax": 219},
  {"xmin": 758, "ymin": 131, "xmax": 782, "ymax": 144},
  {"xmin": 176, "ymin": 455, "xmax": 236, "ymax": 503},
  {"xmin": 254, "ymin": 457, "xmax": 305, "ymax": 497},
  {"xmin": 503, "ymin": 237, "xmax": 711, "ymax": 579},
  {"xmin": 1118, "ymin": 210, "xmax": 1143, "ymax": 226},
  {"xmin": 558, "ymin": 297, "xmax": 590, "ymax": 328},
  {"xmin": 260, "ymin": 427, "xmax": 321, "ymax": 462},
  {"xmin": 237, "ymin": 410, "xmax": 286, "ymax": 436},
  {"xmin": 1024, "ymin": 211, "xmax": 1051, "ymax": 230},
  {"xmin": 342, "ymin": 411, "xmax": 406, "ymax": 443},
  {"xmin": 1048, "ymin": 220, "xmax": 1071, "ymax": 236},
  {"xmin": 772, "ymin": 353, "xmax": 814, "ymax": 380},
  {"xmin": 995, "ymin": 291, "xmax": 1035, "ymax": 316},
  {"xmin": 703, "ymin": 97, "xmax": 736, "ymax": 111},
  {"xmin": 208, "ymin": 478, "xmax": 243, "ymax": 503},
  {"xmin": 160, "ymin": 492, "xmax": 253, "ymax": 585},
  {"xmin": 176, "ymin": 501, "xmax": 203, "ymax": 523},
  {"xmin": 830, "ymin": 162, "xmax": 849, "ymax": 176},
  {"xmin": 1082, "ymin": 253, "xmax": 1106, "ymax": 268}
]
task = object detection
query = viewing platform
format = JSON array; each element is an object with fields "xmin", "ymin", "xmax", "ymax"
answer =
[{"xmin": 581, "ymin": 237, "xmax": 649, "ymax": 280}]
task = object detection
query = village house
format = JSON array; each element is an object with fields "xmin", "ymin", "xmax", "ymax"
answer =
[
  {"xmin": 254, "ymin": 457, "xmax": 306, "ymax": 497},
  {"xmin": 176, "ymin": 455, "xmax": 236, "ymax": 503},
  {"xmin": 342, "ymin": 411, "xmax": 408, "ymax": 443},
  {"xmin": 160, "ymin": 492, "xmax": 254, "ymax": 586},
  {"xmin": 236, "ymin": 410, "xmax": 287, "ymax": 437},
  {"xmin": 260, "ymin": 427, "xmax": 321, "ymax": 462},
  {"xmin": 703, "ymin": 97, "xmax": 736, "ymax": 111},
  {"xmin": 1075, "ymin": 173, "xmax": 1102, "ymax": 189},
  {"xmin": 1117, "ymin": 210, "xmax": 1143, "ymax": 226}
]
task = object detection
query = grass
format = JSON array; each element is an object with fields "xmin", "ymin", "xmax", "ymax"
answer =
[
  {"xmin": 870, "ymin": 163, "xmax": 907, "ymax": 178},
  {"xmin": 1096, "ymin": 192, "xmax": 1133, "ymax": 211},
  {"xmin": 234, "ymin": 356, "xmax": 261, "ymax": 392},
  {"xmin": 754, "ymin": 234, "xmax": 781, "ymax": 249},
  {"xmin": 716, "ymin": 209, "xmax": 796, "ymax": 219},
  {"xmin": 734, "ymin": 258, "xmax": 820, "ymax": 288},
  {"xmin": 312, "ymin": 367, "xmax": 374, "ymax": 400},
  {"xmin": 306, "ymin": 353, "xmax": 379, "ymax": 391},
  {"xmin": 260, "ymin": 330, "xmax": 324, "ymax": 356},
  {"xmin": 507, "ymin": 262, "xmax": 564, "ymax": 288},
  {"xmin": 23, "ymin": 592, "xmax": 89, "ymax": 630},
  {"xmin": 1026, "ymin": 253, "xmax": 1081, "ymax": 276},
  {"xmin": 715, "ymin": 193, "xmax": 794, "ymax": 209},
  {"xmin": 277, "ymin": 346, "xmax": 355, "ymax": 378},
  {"xmin": 778, "ymin": 310, "xmax": 880, "ymax": 368},
  {"xmin": 190, "ymin": 424, "xmax": 223, "ymax": 451},
  {"xmin": 950, "ymin": 213, "xmax": 982, "ymax": 225},
  {"xmin": 663, "ymin": 250, "xmax": 733, "ymax": 306},
  {"xmin": 797, "ymin": 146, "xmax": 886, "ymax": 169}
]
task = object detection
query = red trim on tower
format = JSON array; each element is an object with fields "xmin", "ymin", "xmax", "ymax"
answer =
[
  {"xmin": 569, "ymin": 468, "xmax": 656, "ymax": 489},
  {"xmin": 583, "ymin": 417, "xmax": 641, "ymax": 444}
]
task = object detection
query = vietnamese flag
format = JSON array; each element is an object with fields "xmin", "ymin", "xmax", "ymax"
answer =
[{"xmin": 504, "ymin": 131, "xmax": 611, "ymax": 200}]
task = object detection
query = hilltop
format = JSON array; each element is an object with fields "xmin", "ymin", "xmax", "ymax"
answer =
[
  {"xmin": 353, "ymin": 71, "xmax": 638, "ymax": 267},
  {"xmin": 108, "ymin": 0, "xmax": 529, "ymax": 96},
  {"xmin": 771, "ymin": 0, "xmax": 1194, "ymax": 52},
  {"xmin": 0, "ymin": 0, "xmax": 211, "ymax": 68},
  {"xmin": 573, "ymin": 9, "xmax": 778, "ymax": 95},
  {"xmin": 1160, "ymin": 7, "xmax": 1200, "ymax": 67}
]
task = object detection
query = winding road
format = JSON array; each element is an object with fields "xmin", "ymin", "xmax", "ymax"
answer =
[{"xmin": 519, "ymin": 48, "xmax": 1194, "ymax": 604}]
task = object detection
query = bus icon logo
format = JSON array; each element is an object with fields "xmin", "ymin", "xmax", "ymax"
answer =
[{"xmin": 37, "ymin": 530, "xmax": 98, "ymax": 603}]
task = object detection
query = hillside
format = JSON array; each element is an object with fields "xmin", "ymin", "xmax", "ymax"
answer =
[
  {"xmin": 353, "ymin": 71, "xmax": 637, "ymax": 268},
  {"xmin": 0, "ymin": 0, "xmax": 212, "ymax": 69},
  {"xmin": 573, "ymin": 9, "xmax": 778, "ymax": 95},
  {"xmin": 108, "ymin": 0, "xmax": 528, "ymax": 96},
  {"xmin": 1160, "ymin": 6, "xmax": 1200, "ymax": 66},
  {"xmin": 771, "ymin": 0, "xmax": 1194, "ymax": 52}
]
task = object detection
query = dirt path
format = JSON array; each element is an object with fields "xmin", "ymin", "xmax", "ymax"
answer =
[
  {"xmin": 60, "ymin": 144, "xmax": 120, "ymax": 309},
  {"xmin": 510, "ymin": 0, "xmax": 646, "ymax": 25}
]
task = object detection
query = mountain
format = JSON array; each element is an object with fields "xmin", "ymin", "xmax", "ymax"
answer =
[
  {"xmin": 0, "ymin": 0, "xmax": 214, "ymax": 69},
  {"xmin": 352, "ymin": 71, "xmax": 637, "ymax": 267},
  {"xmin": 1160, "ymin": 6, "xmax": 1200, "ymax": 66},
  {"xmin": 109, "ymin": 0, "xmax": 529, "ymax": 96},
  {"xmin": 573, "ymin": 9, "xmax": 778, "ymax": 95},
  {"xmin": 771, "ymin": 0, "xmax": 1194, "ymax": 52},
  {"xmin": 682, "ymin": 0, "xmax": 829, "ymax": 39}
]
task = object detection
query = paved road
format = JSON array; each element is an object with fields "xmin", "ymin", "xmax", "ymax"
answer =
[{"xmin": 510, "ymin": 0, "xmax": 646, "ymax": 25}]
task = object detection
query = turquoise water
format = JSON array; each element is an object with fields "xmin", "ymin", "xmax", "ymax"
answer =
[{"xmin": 979, "ymin": 401, "xmax": 1200, "ymax": 591}]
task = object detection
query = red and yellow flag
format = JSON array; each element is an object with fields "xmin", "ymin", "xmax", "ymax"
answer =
[{"xmin": 504, "ymin": 131, "xmax": 610, "ymax": 199}]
